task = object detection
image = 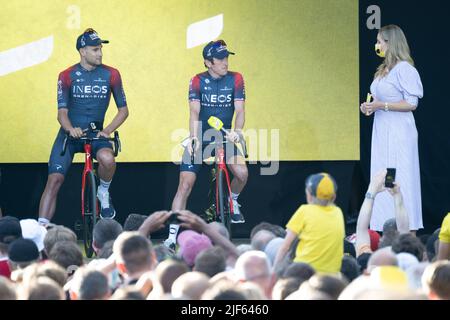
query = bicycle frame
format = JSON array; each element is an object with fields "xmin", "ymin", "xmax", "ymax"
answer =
[
  {"xmin": 215, "ymin": 147, "xmax": 234, "ymax": 218},
  {"xmin": 81, "ymin": 142, "xmax": 97, "ymax": 218}
]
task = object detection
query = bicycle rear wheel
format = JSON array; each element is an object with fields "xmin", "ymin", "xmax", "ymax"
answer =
[
  {"xmin": 218, "ymin": 169, "xmax": 232, "ymax": 237},
  {"xmin": 83, "ymin": 171, "xmax": 97, "ymax": 258}
]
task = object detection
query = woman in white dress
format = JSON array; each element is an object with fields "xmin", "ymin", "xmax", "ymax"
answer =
[{"xmin": 360, "ymin": 25, "xmax": 423, "ymax": 232}]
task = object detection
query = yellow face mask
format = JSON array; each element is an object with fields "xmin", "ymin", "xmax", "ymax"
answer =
[{"xmin": 375, "ymin": 43, "xmax": 385, "ymax": 58}]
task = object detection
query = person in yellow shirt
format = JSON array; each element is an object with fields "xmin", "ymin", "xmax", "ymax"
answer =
[
  {"xmin": 437, "ymin": 213, "xmax": 450, "ymax": 260},
  {"xmin": 273, "ymin": 173, "xmax": 344, "ymax": 274}
]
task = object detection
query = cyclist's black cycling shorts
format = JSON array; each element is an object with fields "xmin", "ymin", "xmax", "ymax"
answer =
[
  {"xmin": 48, "ymin": 127, "xmax": 113, "ymax": 176},
  {"xmin": 180, "ymin": 141, "xmax": 244, "ymax": 175}
]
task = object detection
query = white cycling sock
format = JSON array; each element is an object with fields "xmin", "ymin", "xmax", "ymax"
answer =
[
  {"xmin": 38, "ymin": 217, "xmax": 50, "ymax": 226},
  {"xmin": 231, "ymin": 192, "xmax": 240, "ymax": 201},
  {"xmin": 98, "ymin": 179, "xmax": 111, "ymax": 195}
]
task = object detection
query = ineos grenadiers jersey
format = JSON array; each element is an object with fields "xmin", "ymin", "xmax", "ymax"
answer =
[
  {"xmin": 57, "ymin": 63, "xmax": 127, "ymax": 128},
  {"xmin": 188, "ymin": 71, "xmax": 245, "ymax": 136}
]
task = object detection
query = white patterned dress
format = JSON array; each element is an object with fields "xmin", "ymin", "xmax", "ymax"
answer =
[{"xmin": 369, "ymin": 61, "xmax": 424, "ymax": 231}]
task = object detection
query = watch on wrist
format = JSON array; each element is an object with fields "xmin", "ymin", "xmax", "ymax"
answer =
[
  {"xmin": 365, "ymin": 192, "xmax": 376, "ymax": 200},
  {"xmin": 384, "ymin": 102, "xmax": 389, "ymax": 112}
]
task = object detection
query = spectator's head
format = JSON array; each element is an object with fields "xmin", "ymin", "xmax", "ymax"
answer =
[
  {"xmin": 43, "ymin": 225, "xmax": 77, "ymax": 256},
  {"xmin": 236, "ymin": 244, "xmax": 252, "ymax": 256},
  {"xmin": 369, "ymin": 266, "xmax": 409, "ymax": 291},
  {"xmin": 123, "ymin": 213, "xmax": 148, "ymax": 231},
  {"xmin": 8, "ymin": 238, "xmax": 40, "ymax": 270},
  {"xmin": 0, "ymin": 216, "xmax": 22, "ymax": 254},
  {"xmin": 208, "ymin": 222, "xmax": 230, "ymax": 239},
  {"xmin": 98, "ymin": 240, "xmax": 114, "ymax": 259},
  {"xmin": 425, "ymin": 229, "xmax": 440, "ymax": 262},
  {"xmin": 238, "ymin": 282, "xmax": 267, "ymax": 300},
  {"xmin": 421, "ymin": 260, "xmax": 450, "ymax": 300},
  {"xmin": 382, "ymin": 218, "xmax": 398, "ymax": 237},
  {"xmin": 20, "ymin": 219, "xmax": 47, "ymax": 253},
  {"xmin": 201, "ymin": 282, "xmax": 247, "ymax": 300},
  {"xmin": 234, "ymin": 250, "xmax": 274, "ymax": 298},
  {"xmin": 297, "ymin": 274, "xmax": 348, "ymax": 300},
  {"xmin": 250, "ymin": 222, "xmax": 286, "ymax": 239},
  {"xmin": 367, "ymin": 247, "xmax": 398, "ymax": 273},
  {"xmin": 194, "ymin": 246, "xmax": 226, "ymax": 278},
  {"xmin": 22, "ymin": 260, "xmax": 67, "ymax": 288},
  {"xmin": 338, "ymin": 275, "xmax": 373, "ymax": 300},
  {"xmin": 379, "ymin": 218, "xmax": 399, "ymax": 248},
  {"xmin": 171, "ymin": 271, "xmax": 210, "ymax": 300},
  {"xmin": 264, "ymin": 237, "xmax": 284, "ymax": 264},
  {"xmin": 109, "ymin": 286, "xmax": 145, "ymax": 300},
  {"xmin": 177, "ymin": 230, "xmax": 213, "ymax": 267},
  {"xmin": 251, "ymin": 230, "xmax": 276, "ymax": 251},
  {"xmin": 282, "ymin": 262, "xmax": 316, "ymax": 280},
  {"xmin": 272, "ymin": 277, "xmax": 304, "ymax": 300},
  {"xmin": 405, "ymin": 262, "xmax": 429, "ymax": 290},
  {"xmin": 305, "ymin": 173, "xmax": 337, "ymax": 206},
  {"xmin": 392, "ymin": 233, "xmax": 425, "ymax": 261},
  {"xmin": 0, "ymin": 276, "xmax": 16, "ymax": 300},
  {"xmin": 18, "ymin": 277, "xmax": 65, "ymax": 300},
  {"xmin": 153, "ymin": 244, "xmax": 175, "ymax": 263},
  {"xmin": 341, "ymin": 255, "xmax": 360, "ymax": 282},
  {"xmin": 93, "ymin": 219, "xmax": 122, "ymax": 253},
  {"xmin": 70, "ymin": 267, "xmax": 111, "ymax": 300},
  {"xmin": 396, "ymin": 252, "xmax": 419, "ymax": 271},
  {"xmin": 113, "ymin": 232, "xmax": 156, "ymax": 278},
  {"xmin": 154, "ymin": 259, "xmax": 189, "ymax": 294},
  {"xmin": 48, "ymin": 241, "xmax": 84, "ymax": 274}
]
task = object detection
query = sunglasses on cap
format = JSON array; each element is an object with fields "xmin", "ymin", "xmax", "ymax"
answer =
[{"xmin": 83, "ymin": 28, "xmax": 97, "ymax": 34}]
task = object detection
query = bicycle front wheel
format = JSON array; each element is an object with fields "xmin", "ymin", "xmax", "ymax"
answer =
[
  {"xmin": 218, "ymin": 169, "xmax": 232, "ymax": 237},
  {"xmin": 83, "ymin": 171, "xmax": 98, "ymax": 258}
]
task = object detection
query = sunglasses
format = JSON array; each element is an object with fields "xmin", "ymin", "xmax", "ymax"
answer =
[{"xmin": 83, "ymin": 28, "xmax": 97, "ymax": 34}]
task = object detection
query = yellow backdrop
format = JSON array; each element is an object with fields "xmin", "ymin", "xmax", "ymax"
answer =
[{"xmin": 0, "ymin": 0, "xmax": 359, "ymax": 163}]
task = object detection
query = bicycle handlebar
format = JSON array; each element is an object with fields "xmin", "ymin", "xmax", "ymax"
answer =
[
  {"xmin": 191, "ymin": 135, "xmax": 248, "ymax": 159},
  {"xmin": 60, "ymin": 131, "xmax": 121, "ymax": 157}
]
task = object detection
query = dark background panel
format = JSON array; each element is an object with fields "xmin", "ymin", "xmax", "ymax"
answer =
[{"xmin": 0, "ymin": 162, "xmax": 355, "ymax": 239}]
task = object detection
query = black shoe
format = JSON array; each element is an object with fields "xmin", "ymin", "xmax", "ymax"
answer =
[
  {"xmin": 231, "ymin": 213, "xmax": 245, "ymax": 224},
  {"xmin": 98, "ymin": 192, "xmax": 116, "ymax": 219},
  {"xmin": 231, "ymin": 201, "xmax": 245, "ymax": 223}
]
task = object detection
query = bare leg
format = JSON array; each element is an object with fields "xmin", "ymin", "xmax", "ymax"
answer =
[
  {"xmin": 228, "ymin": 156, "xmax": 248, "ymax": 194},
  {"xmin": 171, "ymin": 171, "xmax": 197, "ymax": 211},
  {"xmin": 96, "ymin": 148, "xmax": 116, "ymax": 182},
  {"xmin": 39, "ymin": 173, "xmax": 65, "ymax": 221}
]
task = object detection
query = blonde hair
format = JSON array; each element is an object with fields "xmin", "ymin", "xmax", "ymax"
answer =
[{"xmin": 375, "ymin": 25, "xmax": 414, "ymax": 78}]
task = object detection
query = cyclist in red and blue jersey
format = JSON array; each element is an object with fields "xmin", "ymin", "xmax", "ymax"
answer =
[
  {"xmin": 38, "ymin": 28, "xmax": 129, "ymax": 225},
  {"xmin": 166, "ymin": 40, "xmax": 248, "ymax": 248}
]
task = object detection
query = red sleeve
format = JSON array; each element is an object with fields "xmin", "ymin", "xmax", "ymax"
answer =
[
  {"xmin": 57, "ymin": 67, "xmax": 73, "ymax": 108},
  {"xmin": 106, "ymin": 66, "xmax": 127, "ymax": 108},
  {"xmin": 234, "ymin": 72, "xmax": 245, "ymax": 101},
  {"xmin": 188, "ymin": 75, "xmax": 201, "ymax": 101}
]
